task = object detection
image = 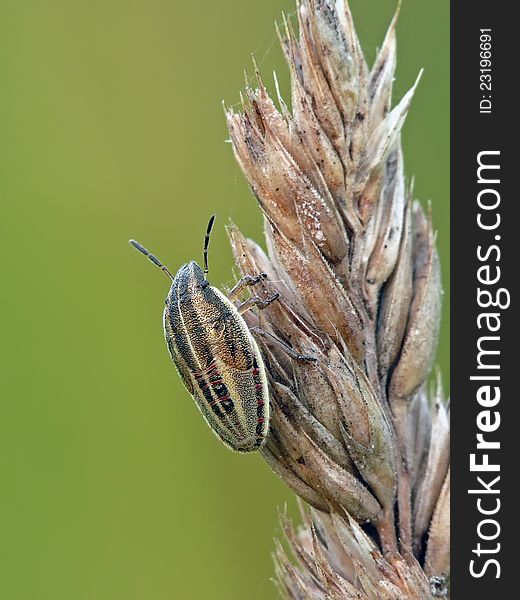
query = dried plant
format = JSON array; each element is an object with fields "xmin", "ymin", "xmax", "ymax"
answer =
[{"xmin": 225, "ymin": 1, "xmax": 449, "ymax": 598}]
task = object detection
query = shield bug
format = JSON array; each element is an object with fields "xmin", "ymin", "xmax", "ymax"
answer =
[{"xmin": 129, "ymin": 216, "xmax": 279, "ymax": 452}]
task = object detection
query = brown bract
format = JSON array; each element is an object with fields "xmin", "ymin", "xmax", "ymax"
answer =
[{"xmin": 226, "ymin": 1, "xmax": 449, "ymax": 597}]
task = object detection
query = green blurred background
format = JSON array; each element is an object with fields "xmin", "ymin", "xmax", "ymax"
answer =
[{"xmin": 0, "ymin": 1, "xmax": 448, "ymax": 598}]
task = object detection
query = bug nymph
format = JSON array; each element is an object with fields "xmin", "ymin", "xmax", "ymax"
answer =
[{"xmin": 129, "ymin": 216, "xmax": 278, "ymax": 452}]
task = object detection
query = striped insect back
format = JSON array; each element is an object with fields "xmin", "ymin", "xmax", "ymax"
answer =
[
  {"xmin": 129, "ymin": 216, "xmax": 273, "ymax": 452},
  {"xmin": 163, "ymin": 262, "xmax": 270, "ymax": 451}
]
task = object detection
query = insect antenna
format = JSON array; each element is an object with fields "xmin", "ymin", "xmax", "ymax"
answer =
[
  {"xmin": 203, "ymin": 214, "xmax": 216, "ymax": 279},
  {"xmin": 129, "ymin": 239, "xmax": 175, "ymax": 281}
]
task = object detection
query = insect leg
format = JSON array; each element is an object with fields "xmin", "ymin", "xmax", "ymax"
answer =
[
  {"xmin": 228, "ymin": 273, "xmax": 268, "ymax": 301},
  {"xmin": 250, "ymin": 327, "xmax": 317, "ymax": 362},
  {"xmin": 237, "ymin": 293, "xmax": 280, "ymax": 315}
]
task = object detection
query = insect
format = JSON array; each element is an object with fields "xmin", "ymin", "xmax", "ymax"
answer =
[{"xmin": 129, "ymin": 216, "xmax": 280, "ymax": 452}]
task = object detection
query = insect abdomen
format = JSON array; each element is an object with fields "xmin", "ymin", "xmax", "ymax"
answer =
[{"xmin": 190, "ymin": 349, "xmax": 269, "ymax": 452}]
